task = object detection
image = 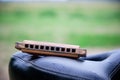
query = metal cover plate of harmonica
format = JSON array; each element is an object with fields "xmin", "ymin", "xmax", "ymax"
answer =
[{"xmin": 15, "ymin": 40, "xmax": 87, "ymax": 58}]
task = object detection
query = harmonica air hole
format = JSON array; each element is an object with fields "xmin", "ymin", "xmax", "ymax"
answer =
[
  {"xmin": 66, "ymin": 48, "xmax": 70, "ymax": 53},
  {"xmin": 72, "ymin": 49, "xmax": 76, "ymax": 53},
  {"xmin": 30, "ymin": 44, "xmax": 34, "ymax": 49},
  {"xmin": 61, "ymin": 48, "xmax": 65, "ymax": 52},
  {"xmin": 45, "ymin": 46, "xmax": 49, "ymax": 50},
  {"xmin": 25, "ymin": 44, "xmax": 29, "ymax": 48},
  {"xmin": 51, "ymin": 47, "xmax": 55, "ymax": 51},
  {"xmin": 40, "ymin": 45, "xmax": 44, "ymax": 49},
  {"xmin": 35, "ymin": 45, "xmax": 39, "ymax": 49},
  {"xmin": 56, "ymin": 47, "xmax": 60, "ymax": 52}
]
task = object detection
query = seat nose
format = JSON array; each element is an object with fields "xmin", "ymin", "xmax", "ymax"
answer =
[
  {"xmin": 83, "ymin": 49, "xmax": 120, "ymax": 63},
  {"xmin": 82, "ymin": 49, "xmax": 120, "ymax": 79},
  {"xmin": 102, "ymin": 50, "xmax": 120, "ymax": 78}
]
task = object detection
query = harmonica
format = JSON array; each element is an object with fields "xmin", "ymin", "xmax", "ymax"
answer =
[{"xmin": 15, "ymin": 40, "xmax": 87, "ymax": 58}]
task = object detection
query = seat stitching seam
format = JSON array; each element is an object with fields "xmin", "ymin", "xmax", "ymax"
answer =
[{"xmin": 109, "ymin": 62, "xmax": 120, "ymax": 78}]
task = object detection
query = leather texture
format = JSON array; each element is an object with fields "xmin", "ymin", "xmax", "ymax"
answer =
[{"xmin": 9, "ymin": 50, "xmax": 120, "ymax": 80}]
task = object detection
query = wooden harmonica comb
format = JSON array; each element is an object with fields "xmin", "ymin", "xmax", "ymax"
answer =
[{"xmin": 15, "ymin": 40, "xmax": 87, "ymax": 59}]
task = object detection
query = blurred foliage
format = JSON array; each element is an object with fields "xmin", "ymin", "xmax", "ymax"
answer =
[
  {"xmin": 39, "ymin": 9, "xmax": 57, "ymax": 18},
  {"xmin": 0, "ymin": 3, "xmax": 120, "ymax": 47}
]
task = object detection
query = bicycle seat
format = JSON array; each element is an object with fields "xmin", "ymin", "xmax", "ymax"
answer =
[{"xmin": 9, "ymin": 50, "xmax": 120, "ymax": 80}]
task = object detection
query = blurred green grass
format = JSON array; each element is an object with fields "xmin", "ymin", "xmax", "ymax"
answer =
[{"xmin": 0, "ymin": 3, "xmax": 120, "ymax": 47}]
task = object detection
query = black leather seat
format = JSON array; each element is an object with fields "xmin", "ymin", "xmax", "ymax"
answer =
[{"xmin": 9, "ymin": 50, "xmax": 120, "ymax": 80}]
